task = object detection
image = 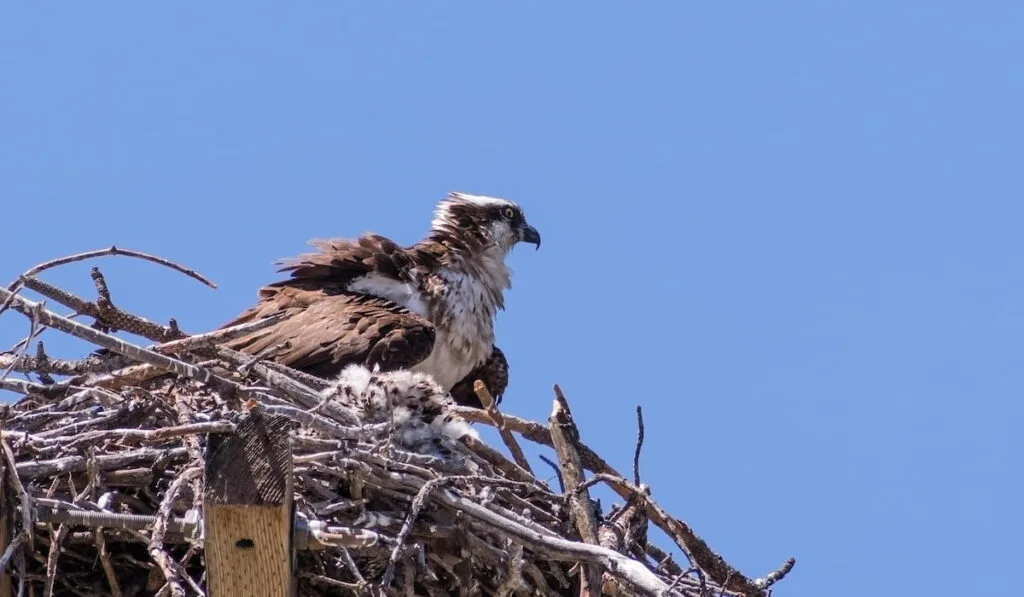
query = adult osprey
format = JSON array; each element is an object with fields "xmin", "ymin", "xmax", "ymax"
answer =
[{"xmin": 222, "ymin": 192, "xmax": 540, "ymax": 407}]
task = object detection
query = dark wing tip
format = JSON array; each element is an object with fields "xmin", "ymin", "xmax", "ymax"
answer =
[{"xmin": 448, "ymin": 345, "xmax": 509, "ymax": 408}]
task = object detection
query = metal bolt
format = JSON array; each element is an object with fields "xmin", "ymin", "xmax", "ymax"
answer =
[{"xmin": 34, "ymin": 504, "xmax": 198, "ymax": 535}]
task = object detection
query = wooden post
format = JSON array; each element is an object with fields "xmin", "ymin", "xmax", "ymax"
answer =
[
  {"xmin": 204, "ymin": 410, "xmax": 294, "ymax": 597},
  {"xmin": 0, "ymin": 450, "xmax": 10, "ymax": 597}
]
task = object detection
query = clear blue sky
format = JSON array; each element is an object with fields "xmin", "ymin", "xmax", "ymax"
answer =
[{"xmin": 2, "ymin": 3, "xmax": 1021, "ymax": 596}]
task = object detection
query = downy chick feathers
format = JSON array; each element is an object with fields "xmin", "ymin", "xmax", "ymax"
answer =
[{"xmin": 322, "ymin": 364, "xmax": 478, "ymax": 459}]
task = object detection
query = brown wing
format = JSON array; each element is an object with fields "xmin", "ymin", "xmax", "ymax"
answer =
[
  {"xmin": 222, "ymin": 287, "xmax": 435, "ymax": 378},
  {"xmin": 273, "ymin": 234, "xmax": 439, "ymax": 292},
  {"xmin": 448, "ymin": 345, "xmax": 509, "ymax": 408}
]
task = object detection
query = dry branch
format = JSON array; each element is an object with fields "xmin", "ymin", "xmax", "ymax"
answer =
[
  {"xmin": 21, "ymin": 275, "xmax": 184, "ymax": 342},
  {"xmin": 1, "ymin": 245, "xmax": 214, "ymax": 309},
  {"xmin": 633, "ymin": 405, "xmax": 644, "ymax": 486},
  {"xmin": 549, "ymin": 386, "xmax": 603, "ymax": 596},
  {"xmin": 582, "ymin": 473, "xmax": 796, "ymax": 595},
  {"xmin": 455, "ymin": 406, "xmax": 624, "ymax": 482},
  {"xmin": 474, "ymin": 380, "xmax": 533, "ymax": 475},
  {"xmin": 0, "ymin": 287, "xmax": 225, "ymax": 387}
]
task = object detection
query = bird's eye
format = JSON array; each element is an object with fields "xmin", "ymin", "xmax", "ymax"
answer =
[{"xmin": 502, "ymin": 207, "xmax": 515, "ymax": 220}]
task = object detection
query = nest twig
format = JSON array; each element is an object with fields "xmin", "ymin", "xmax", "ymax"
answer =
[{"xmin": 0, "ymin": 250, "xmax": 796, "ymax": 597}]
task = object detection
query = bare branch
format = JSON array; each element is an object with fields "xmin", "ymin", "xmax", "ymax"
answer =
[
  {"xmin": 381, "ymin": 477, "xmax": 446, "ymax": 588},
  {"xmin": 0, "ymin": 352, "xmax": 125, "ymax": 376},
  {"xmin": 21, "ymin": 276, "xmax": 185, "ymax": 342},
  {"xmin": 459, "ymin": 435, "xmax": 540, "ymax": 486},
  {"xmin": 23, "ymin": 246, "xmax": 215, "ymax": 289},
  {"xmin": 0, "ymin": 286, "xmax": 247, "ymax": 396},
  {"xmin": 549, "ymin": 385, "xmax": 603, "ymax": 596},
  {"xmin": 62, "ymin": 421, "xmax": 235, "ymax": 449},
  {"xmin": 494, "ymin": 540, "xmax": 524, "ymax": 597},
  {"xmin": 754, "ymin": 557, "xmax": 796, "ymax": 591},
  {"xmin": 0, "ymin": 378, "xmax": 81, "ymax": 399},
  {"xmin": 0, "ymin": 531, "xmax": 28, "ymax": 577},
  {"xmin": 90, "ymin": 268, "xmax": 113, "ymax": 308},
  {"xmin": 474, "ymin": 380, "xmax": 533, "ymax": 475},
  {"xmin": 42, "ymin": 523, "xmax": 68, "ymax": 597},
  {"xmin": 95, "ymin": 528, "xmax": 124, "ymax": 597},
  {"xmin": 585, "ymin": 472, "xmax": 793, "ymax": 597},
  {"xmin": 431, "ymin": 486, "xmax": 686, "ymax": 597},
  {"xmin": 1, "ymin": 300, "xmax": 45, "ymax": 383},
  {"xmin": 538, "ymin": 454, "xmax": 565, "ymax": 492},
  {"xmin": 0, "ymin": 246, "xmax": 214, "ymax": 325},
  {"xmin": 633, "ymin": 405, "xmax": 644, "ymax": 486},
  {"xmin": 456, "ymin": 406, "xmax": 624, "ymax": 482},
  {"xmin": 2, "ymin": 438, "xmax": 33, "ymax": 556},
  {"xmin": 16, "ymin": 447, "xmax": 191, "ymax": 479},
  {"xmin": 149, "ymin": 467, "xmax": 200, "ymax": 597},
  {"xmin": 155, "ymin": 315, "xmax": 289, "ymax": 357}
]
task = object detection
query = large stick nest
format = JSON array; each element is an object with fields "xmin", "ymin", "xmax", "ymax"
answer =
[{"xmin": 0, "ymin": 248, "xmax": 795, "ymax": 597}]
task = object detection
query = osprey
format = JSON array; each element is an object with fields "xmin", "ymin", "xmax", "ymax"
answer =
[{"xmin": 222, "ymin": 192, "xmax": 540, "ymax": 407}]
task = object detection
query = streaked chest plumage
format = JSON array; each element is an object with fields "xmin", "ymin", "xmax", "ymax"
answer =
[
  {"xmin": 414, "ymin": 268, "xmax": 499, "ymax": 388},
  {"xmin": 346, "ymin": 252, "xmax": 509, "ymax": 390}
]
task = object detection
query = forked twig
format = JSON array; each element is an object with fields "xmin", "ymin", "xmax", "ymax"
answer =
[
  {"xmin": 474, "ymin": 380, "xmax": 533, "ymax": 475},
  {"xmin": 21, "ymin": 276, "xmax": 185, "ymax": 343}
]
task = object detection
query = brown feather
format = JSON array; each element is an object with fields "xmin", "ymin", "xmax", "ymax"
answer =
[
  {"xmin": 223, "ymin": 288, "xmax": 435, "ymax": 378},
  {"xmin": 273, "ymin": 234, "xmax": 441, "ymax": 292}
]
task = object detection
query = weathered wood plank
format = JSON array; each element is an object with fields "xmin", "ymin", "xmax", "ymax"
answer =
[
  {"xmin": 0, "ymin": 448, "xmax": 10, "ymax": 597},
  {"xmin": 203, "ymin": 410, "xmax": 294, "ymax": 597}
]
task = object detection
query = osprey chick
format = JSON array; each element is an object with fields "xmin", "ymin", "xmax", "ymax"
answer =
[
  {"xmin": 323, "ymin": 364, "xmax": 479, "ymax": 459},
  {"xmin": 223, "ymin": 192, "xmax": 539, "ymax": 406}
]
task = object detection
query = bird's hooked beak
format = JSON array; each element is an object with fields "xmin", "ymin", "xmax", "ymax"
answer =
[{"xmin": 518, "ymin": 223, "xmax": 541, "ymax": 250}]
